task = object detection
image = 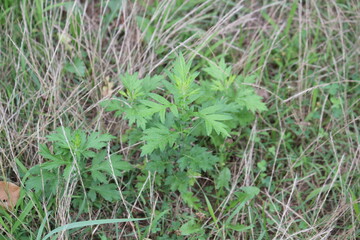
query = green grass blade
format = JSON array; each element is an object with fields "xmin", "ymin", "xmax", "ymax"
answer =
[
  {"xmin": 42, "ymin": 218, "xmax": 146, "ymax": 240},
  {"xmin": 36, "ymin": 211, "xmax": 51, "ymax": 240},
  {"xmin": 283, "ymin": 0, "xmax": 299, "ymax": 37},
  {"xmin": 12, "ymin": 200, "xmax": 34, "ymax": 232},
  {"xmin": 203, "ymin": 193, "xmax": 219, "ymax": 229}
]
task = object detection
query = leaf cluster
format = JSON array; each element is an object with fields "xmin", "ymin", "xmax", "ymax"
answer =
[
  {"xmin": 102, "ymin": 54, "xmax": 267, "ymax": 200},
  {"xmin": 26, "ymin": 128, "xmax": 133, "ymax": 204}
]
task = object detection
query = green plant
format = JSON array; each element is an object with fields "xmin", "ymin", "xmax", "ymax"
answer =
[
  {"xmin": 25, "ymin": 127, "xmax": 133, "ymax": 205},
  {"xmin": 102, "ymin": 54, "xmax": 267, "ymax": 204}
]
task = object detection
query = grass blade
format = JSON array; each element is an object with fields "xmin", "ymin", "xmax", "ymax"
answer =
[{"xmin": 42, "ymin": 218, "xmax": 146, "ymax": 240}]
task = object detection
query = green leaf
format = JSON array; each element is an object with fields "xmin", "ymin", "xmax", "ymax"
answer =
[
  {"xmin": 257, "ymin": 160, "xmax": 267, "ymax": 172},
  {"xmin": 305, "ymin": 184, "xmax": 332, "ymax": 202},
  {"xmin": 109, "ymin": 154, "xmax": 133, "ymax": 175},
  {"xmin": 197, "ymin": 104, "xmax": 233, "ymax": 137},
  {"xmin": 241, "ymin": 186, "xmax": 260, "ymax": 198},
  {"xmin": 136, "ymin": 16, "xmax": 154, "ymax": 43},
  {"xmin": 12, "ymin": 200, "xmax": 34, "ymax": 232},
  {"xmin": 204, "ymin": 58, "xmax": 231, "ymax": 83},
  {"xmin": 39, "ymin": 144, "xmax": 63, "ymax": 162},
  {"xmin": 165, "ymin": 172, "xmax": 189, "ymax": 192},
  {"xmin": 140, "ymin": 101, "xmax": 168, "ymax": 123},
  {"xmin": 91, "ymin": 170, "xmax": 107, "ymax": 183},
  {"xmin": 91, "ymin": 184, "xmax": 120, "ymax": 202},
  {"xmin": 145, "ymin": 155, "xmax": 170, "ymax": 174},
  {"xmin": 169, "ymin": 104, "xmax": 179, "ymax": 117},
  {"xmin": 88, "ymin": 189, "xmax": 97, "ymax": 202},
  {"xmin": 25, "ymin": 175, "xmax": 43, "ymax": 192},
  {"xmin": 124, "ymin": 105, "xmax": 150, "ymax": 129},
  {"xmin": 142, "ymin": 75, "xmax": 163, "ymax": 91},
  {"xmin": 148, "ymin": 93, "xmax": 171, "ymax": 105},
  {"xmin": 236, "ymin": 89, "xmax": 267, "ymax": 113},
  {"xmin": 90, "ymin": 151, "xmax": 133, "ymax": 182},
  {"xmin": 216, "ymin": 167, "xmax": 231, "ymax": 189},
  {"xmin": 85, "ymin": 132, "xmax": 115, "ymax": 150},
  {"xmin": 41, "ymin": 160, "xmax": 68, "ymax": 170},
  {"xmin": 26, "ymin": 171, "xmax": 58, "ymax": 195},
  {"xmin": 100, "ymin": 99, "xmax": 123, "ymax": 113},
  {"xmin": 36, "ymin": 211, "xmax": 51, "ymax": 240},
  {"xmin": 350, "ymin": 191, "xmax": 360, "ymax": 221},
  {"xmin": 140, "ymin": 125, "xmax": 179, "ymax": 156},
  {"xmin": 47, "ymin": 127, "xmax": 72, "ymax": 149},
  {"xmin": 180, "ymin": 219, "xmax": 202, "ymax": 236},
  {"xmin": 166, "ymin": 54, "xmax": 199, "ymax": 101},
  {"xmin": 120, "ymin": 73, "xmax": 145, "ymax": 101},
  {"xmin": 225, "ymin": 187, "xmax": 260, "ymax": 225},
  {"xmin": 140, "ymin": 93, "xmax": 174, "ymax": 123},
  {"xmin": 167, "ymin": 53, "xmax": 191, "ymax": 86},
  {"xmin": 64, "ymin": 58, "xmax": 86, "ymax": 77},
  {"xmin": 203, "ymin": 193, "xmax": 218, "ymax": 228},
  {"xmin": 181, "ymin": 192, "xmax": 200, "ymax": 210},
  {"xmin": 178, "ymin": 146, "xmax": 219, "ymax": 172}
]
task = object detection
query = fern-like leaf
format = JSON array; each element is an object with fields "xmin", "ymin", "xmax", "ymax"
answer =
[{"xmin": 140, "ymin": 125, "xmax": 179, "ymax": 156}]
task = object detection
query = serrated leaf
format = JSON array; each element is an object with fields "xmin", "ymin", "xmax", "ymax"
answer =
[
  {"xmin": 88, "ymin": 189, "xmax": 97, "ymax": 202},
  {"xmin": 120, "ymin": 73, "xmax": 141, "ymax": 92},
  {"xmin": 41, "ymin": 160, "xmax": 68, "ymax": 170},
  {"xmin": 203, "ymin": 115, "xmax": 232, "ymax": 137},
  {"xmin": 64, "ymin": 58, "xmax": 86, "ymax": 77},
  {"xmin": 25, "ymin": 175, "xmax": 43, "ymax": 192},
  {"xmin": 109, "ymin": 154, "xmax": 133, "ymax": 175},
  {"xmin": 85, "ymin": 132, "xmax": 115, "ymax": 150},
  {"xmin": 120, "ymin": 73, "xmax": 145, "ymax": 101},
  {"xmin": 178, "ymin": 146, "xmax": 219, "ymax": 172},
  {"xmin": 165, "ymin": 172, "xmax": 189, "ymax": 193},
  {"xmin": 166, "ymin": 54, "xmax": 199, "ymax": 102},
  {"xmin": 181, "ymin": 192, "xmax": 200, "ymax": 210},
  {"xmin": 197, "ymin": 104, "xmax": 233, "ymax": 137},
  {"xmin": 82, "ymin": 150, "xmax": 96, "ymax": 158},
  {"xmin": 141, "ymin": 93, "xmax": 173, "ymax": 123},
  {"xmin": 241, "ymin": 186, "xmax": 260, "ymax": 198},
  {"xmin": 145, "ymin": 157, "xmax": 169, "ymax": 174},
  {"xmin": 204, "ymin": 58, "xmax": 231, "ymax": 82},
  {"xmin": 26, "ymin": 171, "xmax": 58, "ymax": 195},
  {"xmin": 91, "ymin": 184, "xmax": 120, "ymax": 202},
  {"xmin": 92, "ymin": 150, "xmax": 107, "ymax": 165},
  {"xmin": 91, "ymin": 151, "xmax": 133, "ymax": 181},
  {"xmin": 236, "ymin": 89, "xmax": 267, "ymax": 113},
  {"xmin": 124, "ymin": 106, "xmax": 150, "ymax": 129},
  {"xmin": 39, "ymin": 144, "xmax": 63, "ymax": 162},
  {"xmin": 169, "ymin": 104, "xmax": 179, "ymax": 117},
  {"xmin": 167, "ymin": 53, "xmax": 191, "ymax": 86},
  {"xmin": 148, "ymin": 93, "xmax": 171, "ymax": 105},
  {"xmin": 140, "ymin": 99, "xmax": 168, "ymax": 123},
  {"xmin": 162, "ymin": 80, "xmax": 179, "ymax": 99},
  {"xmin": 243, "ymin": 75, "xmax": 257, "ymax": 83},
  {"xmin": 180, "ymin": 220, "xmax": 202, "ymax": 236},
  {"xmin": 47, "ymin": 127, "xmax": 72, "ymax": 149},
  {"xmin": 62, "ymin": 164, "xmax": 73, "ymax": 178},
  {"xmin": 142, "ymin": 75, "xmax": 163, "ymax": 92},
  {"xmin": 140, "ymin": 125, "xmax": 179, "ymax": 156},
  {"xmin": 100, "ymin": 99, "xmax": 123, "ymax": 113},
  {"xmin": 216, "ymin": 167, "xmax": 231, "ymax": 189},
  {"xmin": 91, "ymin": 170, "xmax": 108, "ymax": 183}
]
